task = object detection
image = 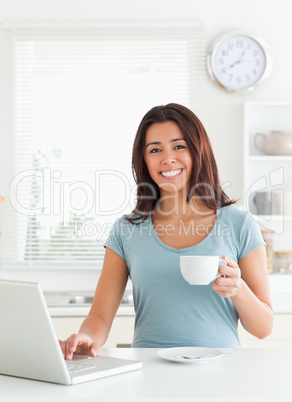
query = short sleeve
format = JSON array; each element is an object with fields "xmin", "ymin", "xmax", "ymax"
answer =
[
  {"xmin": 104, "ymin": 218, "xmax": 126, "ymax": 261},
  {"xmin": 238, "ymin": 213, "xmax": 266, "ymax": 260}
]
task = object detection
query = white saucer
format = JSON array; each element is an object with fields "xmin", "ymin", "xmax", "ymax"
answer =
[{"xmin": 156, "ymin": 347, "xmax": 223, "ymax": 364}]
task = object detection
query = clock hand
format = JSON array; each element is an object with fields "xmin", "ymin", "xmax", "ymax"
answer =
[
  {"xmin": 238, "ymin": 59, "xmax": 259, "ymax": 63},
  {"xmin": 228, "ymin": 60, "xmax": 240, "ymax": 68},
  {"xmin": 238, "ymin": 50, "xmax": 245, "ymax": 62},
  {"xmin": 228, "ymin": 51, "xmax": 246, "ymax": 68}
]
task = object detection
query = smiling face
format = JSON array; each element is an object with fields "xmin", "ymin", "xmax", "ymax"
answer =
[{"xmin": 144, "ymin": 121, "xmax": 193, "ymax": 197}]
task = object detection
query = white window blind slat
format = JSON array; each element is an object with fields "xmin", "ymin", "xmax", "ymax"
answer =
[{"xmin": 0, "ymin": 21, "xmax": 206, "ymax": 269}]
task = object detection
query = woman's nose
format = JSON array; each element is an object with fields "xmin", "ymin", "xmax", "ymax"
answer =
[{"xmin": 162, "ymin": 150, "xmax": 176, "ymax": 164}]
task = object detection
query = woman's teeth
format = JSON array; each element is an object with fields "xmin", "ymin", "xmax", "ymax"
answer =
[{"xmin": 160, "ymin": 169, "xmax": 183, "ymax": 178}]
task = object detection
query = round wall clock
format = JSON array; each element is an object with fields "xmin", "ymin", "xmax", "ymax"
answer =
[{"xmin": 207, "ymin": 31, "xmax": 273, "ymax": 93}]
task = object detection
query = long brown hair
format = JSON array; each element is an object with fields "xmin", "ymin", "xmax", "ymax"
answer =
[{"xmin": 126, "ymin": 103, "xmax": 236, "ymax": 224}]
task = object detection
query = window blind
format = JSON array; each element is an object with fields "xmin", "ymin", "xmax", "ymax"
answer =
[{"xmin": 0, "ymin": 21, "xmax": 206, "ymax": 269}]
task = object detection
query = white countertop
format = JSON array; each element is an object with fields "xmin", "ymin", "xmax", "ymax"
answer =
[
  {"xmin": 0, "ymin": 347, "xmax": 292, "ymax": 401},
  {"xmin": 48, "ymin": 304, "xmax": 135, "ymax": 316},
  {"xmin": 48, "ymin": 292, "xmax": 292, "ymax": 317}
]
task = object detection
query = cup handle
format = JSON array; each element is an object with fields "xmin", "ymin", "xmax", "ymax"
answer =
[
  {"xmin": 254, "ymin": 132, "xmax": 266, "ymax": 152},
  {"xmin": 213, "ymin": 259, "xmax": 227, "ymax": 281}
]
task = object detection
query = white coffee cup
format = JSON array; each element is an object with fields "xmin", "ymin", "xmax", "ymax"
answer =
[{"xmin": 180, "ymin": 255, "xmax": 227, "ymax": 285}]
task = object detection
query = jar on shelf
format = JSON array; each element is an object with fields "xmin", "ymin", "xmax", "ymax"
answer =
[
  {"xmin": 261, "ymin": 230, "xmax": 274, "ymax": 274},
  {"xmin": 274, "ymin": 252, "xmax": 292, "ymax": 274}
]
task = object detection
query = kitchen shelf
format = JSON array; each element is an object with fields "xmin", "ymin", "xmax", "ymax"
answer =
[
  {"xmin": 249, "ymin": 156, "xmax": 292, "ymax": 162},
  {"xmin": 251, "ymin": 215, "xmax": 292, "ymax": 221},
  {"xmin": 243, "ymin": 101, "xmax": 292, "ymax": 257}
]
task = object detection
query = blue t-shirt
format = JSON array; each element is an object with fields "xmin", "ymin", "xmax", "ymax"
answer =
[{"xmin": 104, "ymin": 205, "xmax": 265, "ymax": 348}]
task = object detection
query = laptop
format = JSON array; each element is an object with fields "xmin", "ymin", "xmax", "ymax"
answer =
[{"xmin": 0, "ymin": 279, "xmax": 142, "ymax": 385}]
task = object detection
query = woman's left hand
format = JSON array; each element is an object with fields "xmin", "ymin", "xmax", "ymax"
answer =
[{"xmin": 211, "ymin": 255, "xmax": 242, "ymax": 298}]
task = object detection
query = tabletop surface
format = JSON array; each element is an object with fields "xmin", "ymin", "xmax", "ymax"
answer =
[{"xmin": 0, "ymin": 347, "xmax": 292, "ymax": 402}]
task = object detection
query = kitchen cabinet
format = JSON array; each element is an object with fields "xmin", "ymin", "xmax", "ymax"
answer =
[
  {"xmin": 51, "ymin": 309, "xmax": 292, "ymax": 349},
  {"xmin": 51, "ymin": 313, "xmax": 135, "ymax": 348},
  {"xmin": 238, "ymin": 313, "xmax": 292, "ymax": 348}
]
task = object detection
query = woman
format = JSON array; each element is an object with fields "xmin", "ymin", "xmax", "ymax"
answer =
[{"xmin": 60, "ymin": 103, "xmax": 273, "ymax": 359}]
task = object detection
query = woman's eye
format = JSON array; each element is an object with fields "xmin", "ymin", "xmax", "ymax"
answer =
[
  {"xmin": 174, "ymin": 145, "xmax": 186, "ymax": 150},
  {"xmin": 149, "ymin": 148, "xmax": 161, "ymax": 153}
]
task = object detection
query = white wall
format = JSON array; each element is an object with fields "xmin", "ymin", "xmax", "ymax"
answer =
[
  {"xmin": 1, "ymin": 0, "xmax": 290, "ymax": 200},
  {"xmin": 0, "ymin": 0, "xmax": 291, "ymax": 289}
]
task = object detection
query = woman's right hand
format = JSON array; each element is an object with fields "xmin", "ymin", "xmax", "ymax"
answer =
[{"xmin": 59, "ymin": 333, "xmax": 100, "ymax": 360}]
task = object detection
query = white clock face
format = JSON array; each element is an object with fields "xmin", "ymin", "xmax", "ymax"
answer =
[{"xmin": 211, "ymin": 34, "xmax": 267, "ymax": 91}]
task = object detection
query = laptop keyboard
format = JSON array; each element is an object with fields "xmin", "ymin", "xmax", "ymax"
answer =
[{"xmin": 66, "ymin": 361, "xmax": 97, "ymax": 374}]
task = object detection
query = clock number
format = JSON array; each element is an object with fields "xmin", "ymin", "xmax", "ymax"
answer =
[
  {"xmin": 228, "ymin": 74, "xmax": 233, "ymax": 81},
  {"xmin": 219, "ymin": 58, "xmax": 224, "ymax": 65},
  {"xmin": 253, "ymin": 50, "xmax": 258, "ymax": 57},
  {"xmin": 255, "ymin": 59, "xmax": 260, "ymax": 66},
  {"xmin": 222, "ymin": 50, "xmax": 229, "ymax": 57},
  {"xmin": 236, "ymin": 77, "xmax": 242, "ymax": 84},
  {"xmin": 246, "ymin": 75, "xmax": 251, "ymax": 82},
  {"xmin": 236, "ymin": 41, "xmax": 243, "ymax": 48},
  {"xmin": 221, "ymin": 68, "xmax": 227, "ymax": 74},
  {"xmin": 227, "ymin": 43, "xmax": 234, "ymax": 50},
  {"xmin": 253, "ymin": 68, "xmax": 257, "ymax": 74}
]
